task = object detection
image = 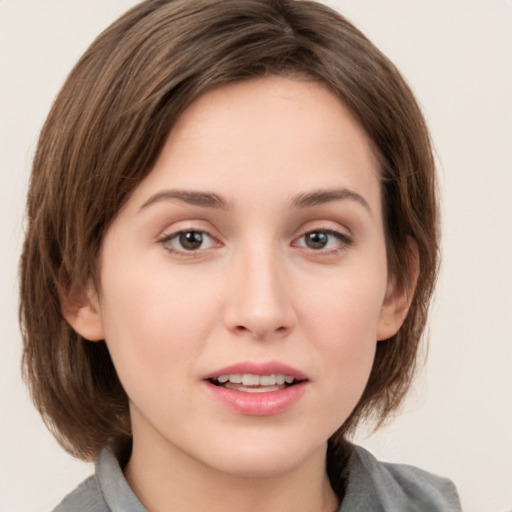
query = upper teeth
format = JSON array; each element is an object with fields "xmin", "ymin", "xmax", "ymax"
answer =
[{"xmin": 216, "ymin": 374, "xmax": 295, "ymax": 386}]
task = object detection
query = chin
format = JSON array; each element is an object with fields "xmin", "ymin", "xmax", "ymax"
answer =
[{"xmin": 197, "ymin": 431, "xmax": 329, "ymax": 479}]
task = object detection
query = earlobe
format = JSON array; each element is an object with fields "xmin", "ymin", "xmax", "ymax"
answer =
[
  {"xmin": 61, "ymin": 281, "xmax": 105, "ymax": 342},
  {"xmin": 377, "ymin": 241, "xmax": 420, "ymax": 341}
]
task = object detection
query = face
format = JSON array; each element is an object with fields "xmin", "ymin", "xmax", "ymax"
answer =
[{"xmin": 73, "ymin": 76, "xmax": 407, "ymax": 479}]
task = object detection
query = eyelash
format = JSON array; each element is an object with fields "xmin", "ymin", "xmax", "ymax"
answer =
[
  {"xmin": 158, "ymin": 229, "xmax": 219, "ymax": 257},
  {"xmin": 293, "ymin": 229, "xmax": 353, "ymax": 254},
  {"xmin": 158, "ymin": 227, "xmax": 352, "ymax": 257}
]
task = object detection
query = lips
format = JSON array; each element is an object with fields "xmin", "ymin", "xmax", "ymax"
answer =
[{"xmin": 203, "ymin": 361, "xmax": 309, "ymax": 415}]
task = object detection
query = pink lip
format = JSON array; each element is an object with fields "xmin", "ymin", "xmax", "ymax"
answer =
[
  {"xmin": 202, "ymin": 360, "xmax": 308, "ymax": 381},
  {"xmin": 202, "ymin": 360, "xmax": 309, "ymax": 416}
]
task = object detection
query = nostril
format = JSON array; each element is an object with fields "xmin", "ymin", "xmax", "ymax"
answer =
[{"xmin": 232, "ymin": 323, "xmax": 289, "ymax": 338}]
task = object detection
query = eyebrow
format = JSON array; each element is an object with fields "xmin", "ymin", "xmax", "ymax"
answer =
[
  {"xmin": 140, "ymin": 190, "xmax": 230, "ymax": 210},
  {"xmin": 292, "ymin": 188, "xmax": 371, "ymax": 213},
  {"xmin": 139, "ymin": 187, "xmax": 371, "ymax": 214}
]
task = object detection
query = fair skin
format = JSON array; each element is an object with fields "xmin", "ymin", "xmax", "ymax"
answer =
[{"xmin": 67, "ymin": 76, "xmax": 412, "ymax": 512}]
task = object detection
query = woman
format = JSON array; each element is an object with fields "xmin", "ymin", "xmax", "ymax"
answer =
[{"xmin": 20, "ymin": 1, "xmax": 461, "ymax": 510}]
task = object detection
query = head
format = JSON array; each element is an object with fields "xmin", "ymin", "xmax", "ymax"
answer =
[{"xmin": 20, "ymin": 0, "xmax": 438, "ymax": 462}]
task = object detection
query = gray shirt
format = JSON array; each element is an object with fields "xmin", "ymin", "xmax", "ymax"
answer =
[{"xmin": 53, "ymin": 445, "xmax": 461, "ymax": 511}]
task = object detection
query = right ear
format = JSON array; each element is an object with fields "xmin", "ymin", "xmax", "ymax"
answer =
[{"xmin": 61, "ymin": 281, "xmax": 105, "ymax": 342}]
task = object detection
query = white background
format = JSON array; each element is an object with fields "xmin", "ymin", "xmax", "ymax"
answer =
[{"xmin": 1, "ymin": 1, "xmax": 511, "ymax": 511}]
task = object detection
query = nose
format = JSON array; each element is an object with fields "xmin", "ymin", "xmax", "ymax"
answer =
[{"xmin": 223, "ymin": 244, "xmax": 297, "ymax": 341}]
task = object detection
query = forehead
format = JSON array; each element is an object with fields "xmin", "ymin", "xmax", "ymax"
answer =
[{"xmin": 126, "ymin": 76, "xmax": 381, "ymax": 213}]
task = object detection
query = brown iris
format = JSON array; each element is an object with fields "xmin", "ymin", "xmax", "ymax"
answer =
[
  {"xmin": 179, "ymin": 231, "xmax": 204, "ymax": 250},
  {"xmin": 304, "ymin": 231, "xmax": 329, "ymax": 249}
]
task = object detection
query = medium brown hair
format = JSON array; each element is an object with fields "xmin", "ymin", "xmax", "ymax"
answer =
[{"xmin": 20, "ymin": 0, "xmax": 439, "ymax": 461}]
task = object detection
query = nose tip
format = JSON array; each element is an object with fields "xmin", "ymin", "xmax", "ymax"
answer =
[
  {"xmin": 231, "ymin": 316, "xmax": 292, "ymax": 340},
  {"xmin": 223, "ymin": 253, "xmax": 296, "ymax": 341}
]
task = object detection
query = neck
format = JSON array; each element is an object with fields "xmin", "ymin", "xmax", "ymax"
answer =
[{"xmin": 124, "ymin": 435, "xmax": 339, "ymax": 512}]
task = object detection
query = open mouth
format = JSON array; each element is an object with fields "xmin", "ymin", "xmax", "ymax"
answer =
[{"xmin": 208, "ymin": 373, "xmax": 304, "ymax": 393}]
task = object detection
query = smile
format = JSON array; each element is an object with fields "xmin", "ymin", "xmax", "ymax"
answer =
[
  {"xmin": 210, "ymin": 373, "xmax": 298, "ymax": 393},
  {"xmin": 203, "ymin": 363, "xmax": 309, "ymax": 415}
]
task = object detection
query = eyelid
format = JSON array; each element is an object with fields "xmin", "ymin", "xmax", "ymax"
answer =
[
  {"xmin": 157, "ymin": 222, "xmax": 223, "ymax": 257},
  {"xmin": 291, "ymin": 225, "xmax": 353, "ymax": 253}
]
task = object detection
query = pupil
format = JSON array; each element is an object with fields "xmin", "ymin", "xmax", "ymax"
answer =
[
  {"xmin": 306, "ymin": 232, "xmax": 327, "ymax": 249},
  {"xmin": 179, "ymin": 231, "xmax": 203, "ymax": 250}
]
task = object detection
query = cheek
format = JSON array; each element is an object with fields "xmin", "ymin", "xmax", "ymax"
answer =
[
  {"xmin": 301, "ymin": 258, "xmax": 387, "ymax": 346},
  {"xmin": 298, "ymin": 267, "xmax": 386, "ymax": 414},
  {"xmin": 97, "ymin": 255, "xmax": 221, "ymax": 391},
  {"xmin": 312, "ymin": 288, "xmax": 381, "ymax": 372}
]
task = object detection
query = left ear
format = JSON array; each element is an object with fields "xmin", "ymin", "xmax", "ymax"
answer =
[{"xmin": 377, "ymin": 239, "xmax": 420, "ymax": 341}]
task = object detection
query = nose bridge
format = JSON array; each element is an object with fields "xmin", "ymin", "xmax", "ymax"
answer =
[{"xmin": 224, "ymin": 239, "xmax": 295, "ymax": 339}]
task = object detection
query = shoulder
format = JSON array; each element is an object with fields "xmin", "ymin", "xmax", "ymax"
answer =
[
  {"xmin": 51, "ymin": 446, "xmax": 147, "ymax": 512},
  {"xmin": 52, "ymin": 475, "xmax": 107, "ymax": 512},
  {"xmin": 340, "ymin": 445, "xmax": 461, "ymax": 512}
]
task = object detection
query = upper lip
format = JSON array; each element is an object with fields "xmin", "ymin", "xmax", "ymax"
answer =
[{"xmin": 203, "ymin": 360, "xmax": 308, "ymax": 381}]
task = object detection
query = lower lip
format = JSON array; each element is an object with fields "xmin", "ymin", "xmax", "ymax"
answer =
[{"xmin": 203, "ymin": 381, "xmax": 308, "ymax": 416}]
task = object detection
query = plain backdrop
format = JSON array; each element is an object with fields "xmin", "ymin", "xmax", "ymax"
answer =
[{"xmin": 1, "ymin": 1, "xmax": 511, "ymax": 511}]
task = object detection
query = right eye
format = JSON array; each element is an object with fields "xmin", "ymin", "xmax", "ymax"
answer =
[{"xmin": 159, "ymin": 230, "xmax": 219, "ymax": 255}]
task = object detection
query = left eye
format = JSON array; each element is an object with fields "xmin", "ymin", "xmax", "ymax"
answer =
[
  {"xmin": 161, "ymin": 230, "xmax": 217, "ymax": 252},
  {"xmin": 294, "ymin": 230, "xmax": 351, "ymax": 250}
]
